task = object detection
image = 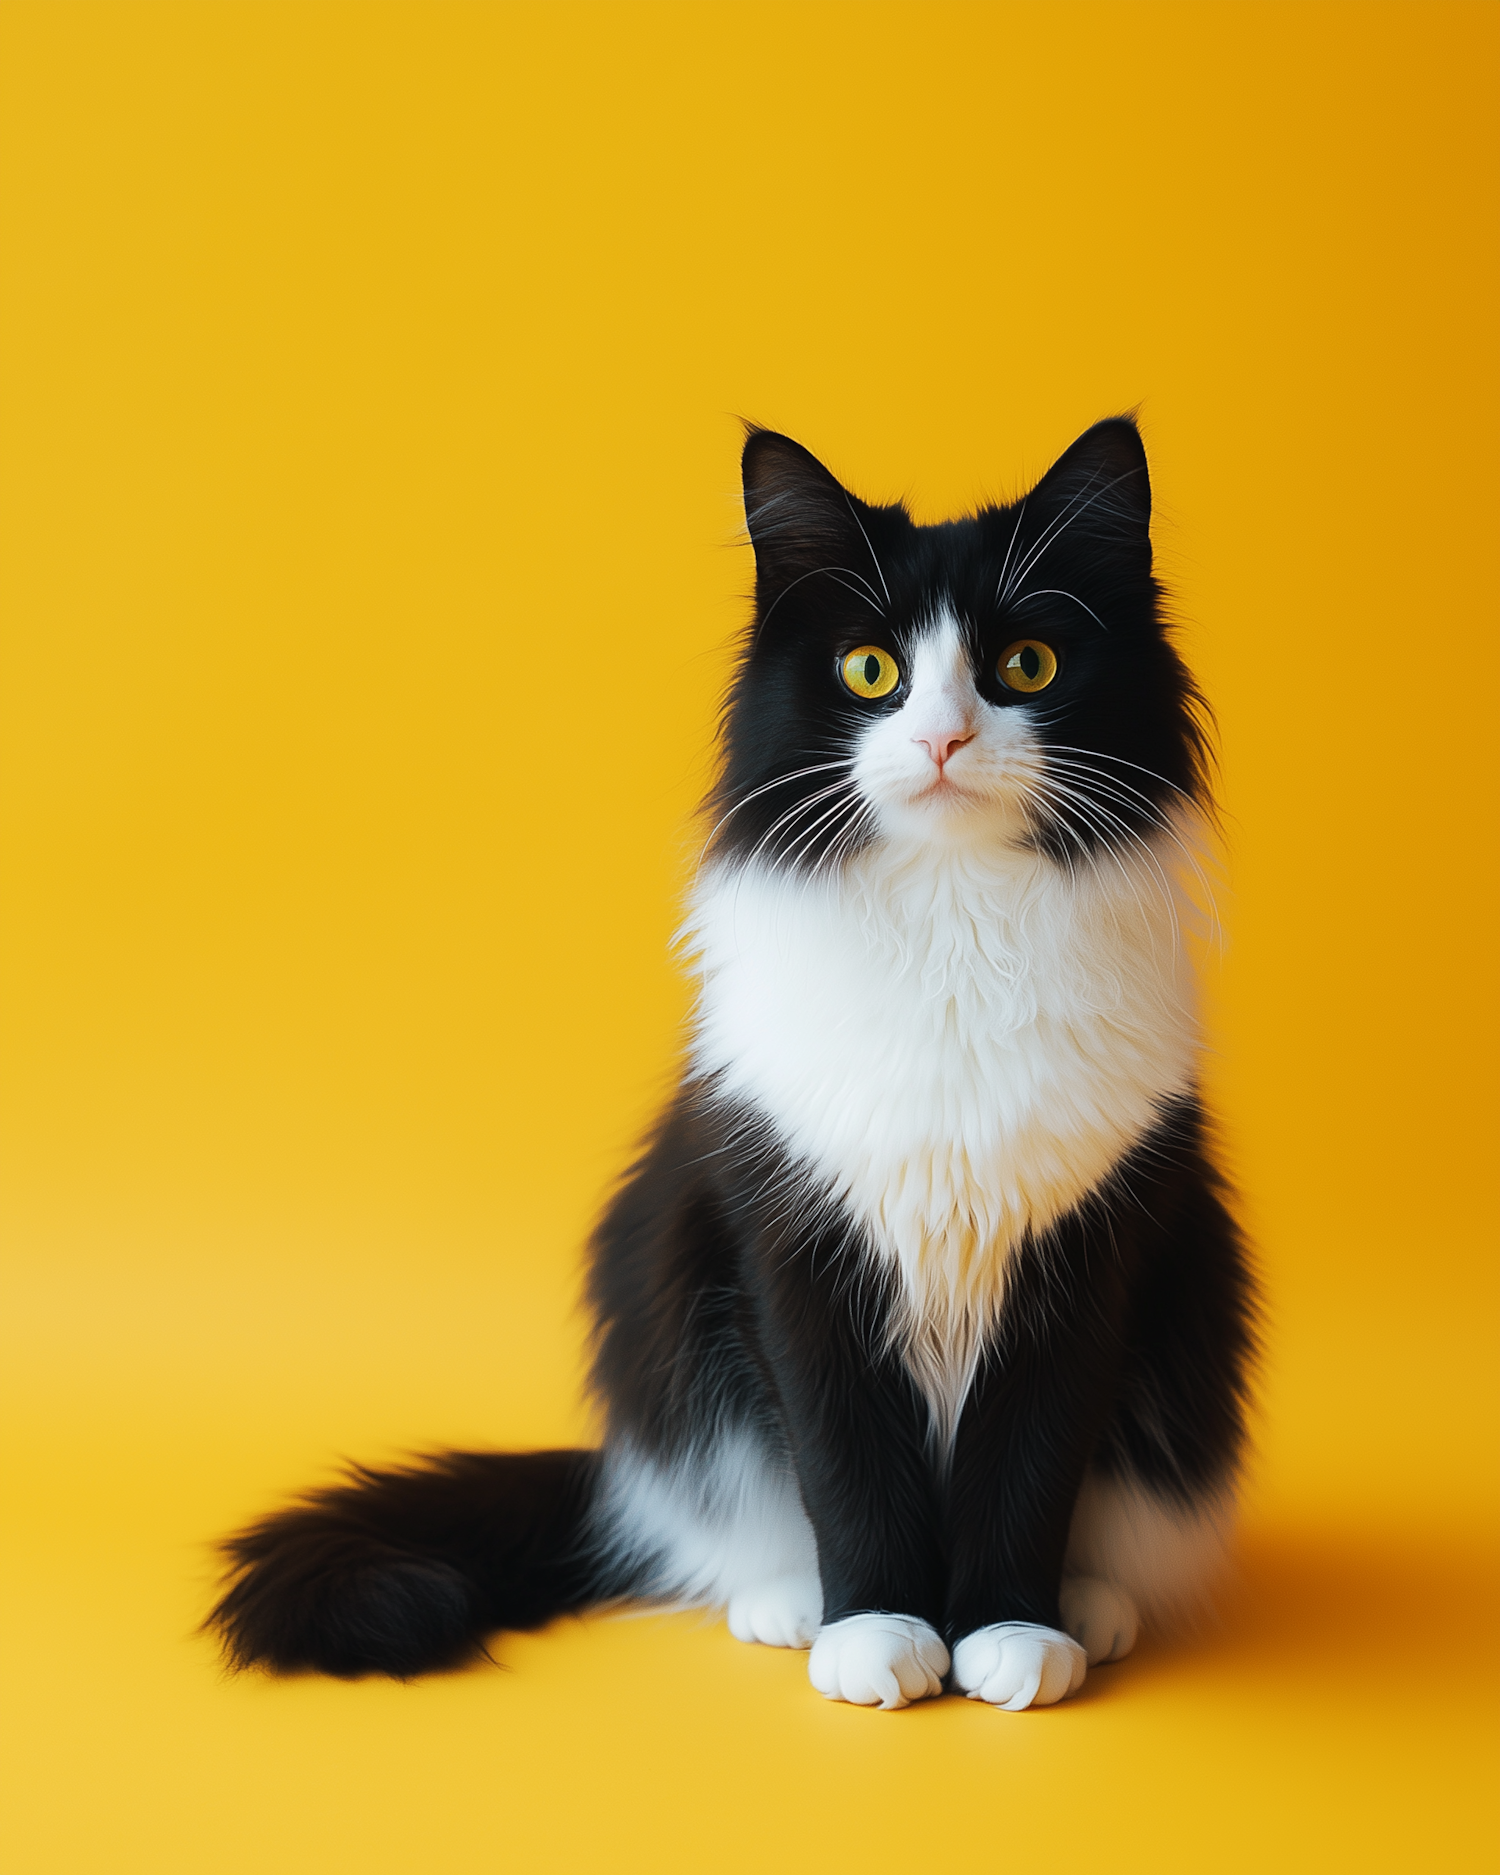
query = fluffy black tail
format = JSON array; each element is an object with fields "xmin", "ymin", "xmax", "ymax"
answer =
[{"xmin": 208, "ymin": 1449, "xmax": 612, "ymax": 1678}]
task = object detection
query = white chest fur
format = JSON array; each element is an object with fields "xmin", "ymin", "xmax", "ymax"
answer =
[{"xmin": 685, "ymin": 834, "xmax": 1200, "ymax": 1449}]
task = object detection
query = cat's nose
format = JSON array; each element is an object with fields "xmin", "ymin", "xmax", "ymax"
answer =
[{"xmin": 913, "ymin": 729, "xmax": 975, "ymax": 770}]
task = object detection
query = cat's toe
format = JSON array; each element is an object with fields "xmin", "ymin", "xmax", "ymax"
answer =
[
  {"xmin": 951, "ymin": 1622, "xmax": 1087, "ymax": 1711},
  {"xmin": 807, "ymin": 1613, "xmax": 949, "ymax": 1709},
  {"xmin": 1059, "ymin": 1575, "xmax": 1139, "ymax": 1666},
  {"xmin": 726, "ymin": 1575, "xmax": 823, "ymax": 1649}
]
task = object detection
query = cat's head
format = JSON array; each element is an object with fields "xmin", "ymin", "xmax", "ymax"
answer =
[{"xmin": 708, "ymin": 418, "xmax": 1209, "ymax": 873}]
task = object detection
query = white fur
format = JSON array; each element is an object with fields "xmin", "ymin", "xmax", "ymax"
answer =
[
  {"xmin": 951, "ymin": 1622, "xmax": 1087, "ymax": 1709},
  {"xmin": 808, "ymin": 1613, "xmax": 949, "ymax": 1709},
  {"xmin": 686, "ymin": 612, "xmax": 1201, "ymax": 1450},
  {"xmin": 726, "ymin": 1574, "xmax": 824, "ymax": 1649},
  {"xmin": 1058, "ymin": 1575, "xmax": 1139, "ymax": 1665},
  {"xmin": 607, "ymin": 615, "xmax": 1222, "ymax": 1678},
  {"xmin": 596, "ymin": 1431, "xmax": 820, "ymax": 1630},
  {"xmin": 595, "ymin": 1432, "xmax": 1227, "ymax": 1676},
  {"xmin": 1063, "ymin": 1470, "xmax": 1231, "ymax": 1641}
]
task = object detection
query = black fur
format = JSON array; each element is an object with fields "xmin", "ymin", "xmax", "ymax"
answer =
[
  {"xmin": 208, "ymin": 419, "xmax": 1256, "ymax": 1681},
  {"xmin": 719, "ymin": 419, "xmax": 1213, "ymax": 875},
  {"xmin": 590, "ymin": 1087, "xmax": 1252, "ymax": 1645},
  {"xmin": 210, "ymin": 1451, "xmax": 609, "ymax": 1676}
]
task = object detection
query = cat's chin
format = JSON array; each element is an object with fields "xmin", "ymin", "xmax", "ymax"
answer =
[
  {"xmin": 906, "ymin": 775, "xmax": 983, "ymax": 809},
  {"xmin": 871, "ymin": 781, "xmax": 1032, "ymax": 852}
]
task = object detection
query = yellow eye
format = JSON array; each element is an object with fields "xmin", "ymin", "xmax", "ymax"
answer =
[
  {"xmin": 998, "ymin": 639, "xmax": 1058, "ymax": 693},
  {"xmin": 840, "ymin": 646, "xmax": 901, "ymax": 699}
]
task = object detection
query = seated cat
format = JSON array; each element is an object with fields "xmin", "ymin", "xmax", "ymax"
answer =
[{"xmin": 210, "ymin": 417, "xmax": 1255, "ymax": 1712}]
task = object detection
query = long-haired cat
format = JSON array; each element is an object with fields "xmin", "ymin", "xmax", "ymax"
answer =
[{"xmin": 210, "ymin": 418, "xmax": 1255, "ymax": 1711}]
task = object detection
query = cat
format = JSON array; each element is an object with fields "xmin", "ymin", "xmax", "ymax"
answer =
[{"xmin": 210, "ymin": 416, "xmax": 1256, "ymax": 1712}]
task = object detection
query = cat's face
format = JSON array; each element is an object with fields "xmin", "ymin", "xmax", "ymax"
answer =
[{"xmin": 709, "ymin": 420, "xmax": 1207, "ymax": 873}]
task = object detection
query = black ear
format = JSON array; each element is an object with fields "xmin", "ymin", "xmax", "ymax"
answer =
[
  {"xmin": 741, "ymin": 429, "xmax": 877, "ymax": 609},
  {"xmin": 1029, "ymin": 416, "xmax": 1151, "ymax": 545}
]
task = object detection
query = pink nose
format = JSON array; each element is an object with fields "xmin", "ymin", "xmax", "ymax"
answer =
[{"xmin": 913, "ymin": 729, "xmax": 974, "ymax": 769}]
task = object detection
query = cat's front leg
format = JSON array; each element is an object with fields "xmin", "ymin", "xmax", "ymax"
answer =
[
  {"xmin": 943, "ymin": 1419, "xmax": 1101, "ymax": 1713},
  {"xmin": 745, "ymin": 1217, "xmax": 950, "ymax": 1709},
  {"xmin": 942, "ymin": 1237, "xmax": 1127, "ymax": 1711}
]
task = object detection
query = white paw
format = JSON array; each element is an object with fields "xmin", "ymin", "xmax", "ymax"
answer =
[
  {"xmin": 807, "ymin": 1613, "xmax": 949, "ymax": 1710},
  {"xmin": 726, "ymin": 1574, "xmax": 823, "ymax": 1649},
  {"xmin": 1059, "ymin": 1575, "xmax": 1139, "ymax": 1666},
  {"xmin": 951, "ymin": 1622, "xmax": 1087, "ymax": 1711}
]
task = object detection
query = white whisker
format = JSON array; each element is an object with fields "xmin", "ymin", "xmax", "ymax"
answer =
[
  {"xmin": 1037, "ymin": 755, "xmax": 1221, "ymax": 949},
  {"xmin": 1009, "ymin": 588, "xmax": 1108, "ymax": 632},
  {"xmin": 1028, "ymin": 777, "xmax": 1182, "ymax": 954},
  {"xmin": 998, "ymin": 467, "xmax": 1147, "ymax": 607},
  {"xmin": 703, "ymin": 759, "xmax": 856, "ymax": 849},
  {"xmin": 756, "ymin": 564, "xmax": 885, "ymax": 641},
  {"xmin": 843, "ymin": 494, "xmax": 892, "ymax": 606},
  {"xmin": 993, "ymin": 496, "xmax": 1029, "ymax": 607},
  {"xmin": 1025, "ymin": 779, "xmax": 1165, "ymax": 944}
]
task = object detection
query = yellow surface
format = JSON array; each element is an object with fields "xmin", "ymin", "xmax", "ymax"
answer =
[{"xmin": 2, "ymin": 3, "xmax": 1496, "ymax": 1869}]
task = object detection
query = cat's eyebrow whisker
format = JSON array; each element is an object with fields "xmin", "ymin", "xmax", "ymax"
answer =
[
  {"xmin": 998, "ymin": 467, "xmax": 1146, "ymax": 607},
  {"xmin": 843, "ymin": 494, "xmax": 892, "ymax": 606},
  {"xmin": 993, "ymin": 496, "xmax": 1029, "ymax": 606},
  {"xmin": 822, "ymin": 573, "xmax": 888, "ymax": 613},
  {"xmin": 825, "ymin": 562, "xmax": 885, "ymax": 607},
  {"xmin": 824, "ymin": 565, "xmax": 887, "ymax": 610},
  {"xmin": 998, "ymin": 469, "xmax": 1106, "ymax": 606},
  {"xmin": 754, "ymin": 567, "xmax": 887, "ymax": 646},
  {"xmin": 1008, "ymin": 588, "xmax": 1108, "ymax": 632},
  {"xmin": 740, "ymin": 544, "xmax": 888, "ymax": 615}
]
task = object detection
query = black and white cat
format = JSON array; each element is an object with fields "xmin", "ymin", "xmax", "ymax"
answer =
[{"xmin": 212, "ymin": 418, "xmax": 1255, "ymax": 1712}]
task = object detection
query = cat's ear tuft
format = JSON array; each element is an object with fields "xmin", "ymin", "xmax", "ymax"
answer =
[{"xmin": 741, "ymin": 429, "xmax": 870, "ymax": 605}]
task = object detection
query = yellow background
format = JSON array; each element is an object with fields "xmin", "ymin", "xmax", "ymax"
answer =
[{"xmin": 3, "ymin": 3, "xmax": 1496, "ymax": 1869}]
